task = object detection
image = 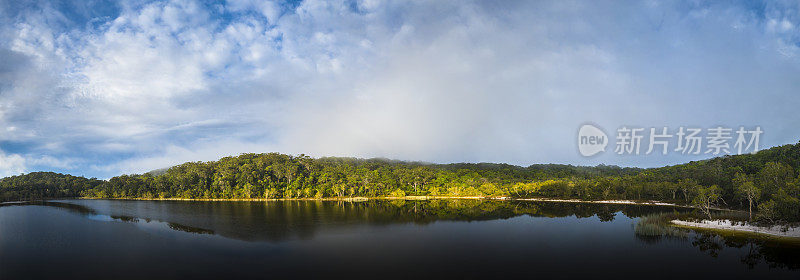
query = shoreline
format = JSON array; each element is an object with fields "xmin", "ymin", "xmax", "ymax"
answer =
[
  {"xmin": 671, "ymin": 219, "xmax": 800, "ymax": 239},
  {"xmin": 74, "ymin": 196, "xmax": 690, "ymax": 207},
  {"xmin": 515, "ymin": 198, "xmax": 684, "ymax": 207},
  {"xmin": 75, "ymin": 196, "xmax": 503, "ymax": 202}
]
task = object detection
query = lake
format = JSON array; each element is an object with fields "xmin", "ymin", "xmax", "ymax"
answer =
[{"xmin": 0, "ymin": 199, "xmax": 798, "ymax": 279}]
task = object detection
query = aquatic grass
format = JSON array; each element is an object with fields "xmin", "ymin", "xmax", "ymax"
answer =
[
  {"xmin": 634, "ymin": 210, "xmax": 784, "ymax": 242},
  {"xmin": 634, "ymin": 212, "xmax": 689, "ymax": 240}
]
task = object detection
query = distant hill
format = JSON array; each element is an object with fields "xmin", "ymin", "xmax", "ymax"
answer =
[{"xmin": 144, "ymin": 167, "xmax": 170, "ymax": 176}]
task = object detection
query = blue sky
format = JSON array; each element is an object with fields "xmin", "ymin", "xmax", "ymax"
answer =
[{"xmin": 0, "ymin": 0, "xmax": 799, "ymax": 179}]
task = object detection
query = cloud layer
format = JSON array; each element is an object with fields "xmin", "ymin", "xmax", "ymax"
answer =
[{"xmin": 0, "ymin": 0, "xmax": 799, "ymax": 178}]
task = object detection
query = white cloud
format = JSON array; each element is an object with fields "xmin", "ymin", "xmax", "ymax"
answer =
[
  {"xmin": 0, "ymin": 151, "xmax": 26, "ymax": 177},
  {"xmin": 0, "ymin": 0, "xmax": 799, "ymax": 177},
  {"xmin": 96, "ymin": 139, "xmax": 278, "ymax": 176},
  {"xmin": 27, "ymin": 155, "xmax": 77, "ymax": 170}
]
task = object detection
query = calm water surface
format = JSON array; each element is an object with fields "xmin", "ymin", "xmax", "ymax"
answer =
[{"xmin": 0, "ymin": 199, "xmax": 798, "ymax": 279}]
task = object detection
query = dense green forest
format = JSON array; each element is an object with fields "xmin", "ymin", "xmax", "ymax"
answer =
[
  {"xmin": 0, "ymin": 172, "xmax": 102, "ymax": 201},
  {"xmin": 2, "ymin": 141, "xmax": 799, "ymax": 222}
]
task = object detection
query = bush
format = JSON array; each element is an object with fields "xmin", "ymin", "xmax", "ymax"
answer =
[{"xmin": 389, "ymin": 189, "xmax": 406, "ymax": 197}]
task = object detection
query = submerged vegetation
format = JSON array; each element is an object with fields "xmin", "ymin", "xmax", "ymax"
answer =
[
  {"xmin": 2, "ymin": 141, "xmax": 800, "ymax": 222},
  {"xmin": 635, "ymin": 212, "xmax": 690, "ymax": 240},
  {"xmin": 634, "ymin": 211, "xmax": 757, "ymax": 240}
]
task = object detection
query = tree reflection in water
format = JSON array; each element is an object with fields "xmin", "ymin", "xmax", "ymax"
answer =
[{"xmin": 5, "ymin": 199, "xmax": 799, "ymax": 270}]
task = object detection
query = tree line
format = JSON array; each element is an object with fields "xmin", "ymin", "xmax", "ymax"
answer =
[
  {"xmin": 0, "ymin": 172, "xmax": 102, "ymax": 201},
  {"xmin": 2, "ymin": 141, "xmax": 799, "ymax": 222}
]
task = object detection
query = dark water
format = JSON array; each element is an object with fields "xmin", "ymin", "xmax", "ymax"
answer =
[{"xmin": 0, "ymin": 199, "xmax": 798, "ymax": 279}]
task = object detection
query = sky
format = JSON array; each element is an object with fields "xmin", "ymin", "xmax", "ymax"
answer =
[{"xmin": 0, "ymin": 0, "xmax": 799, "ymax": 179}]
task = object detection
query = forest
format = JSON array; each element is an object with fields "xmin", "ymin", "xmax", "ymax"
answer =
[
  {"xmin": 0, "ymin": 172, "xmax": 102, "ymax": 202},
  {"xmin": 2, "ymin": 141, "xmax": 799, "ymax": 223}
]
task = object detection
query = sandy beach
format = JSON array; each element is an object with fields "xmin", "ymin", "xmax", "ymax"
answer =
[{"xmin": 672, "ymin": 219, "xmax": 800, "ymax": 238}]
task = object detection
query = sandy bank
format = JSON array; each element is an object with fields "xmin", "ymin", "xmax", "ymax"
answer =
[
  {"xmin": 671, "ymin": 219, "xmax": 800, "ymax": 238},
  {"xmin": 516, "ymin": 198, "xmax": 681, "ymax": 207},
  {"xmin": 82, "ymin": 196, "xmax": 686, "ymax": 206},
  {"xmin": 77, "ymin": 196, "xmax": 698, "ymax": 207}
]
